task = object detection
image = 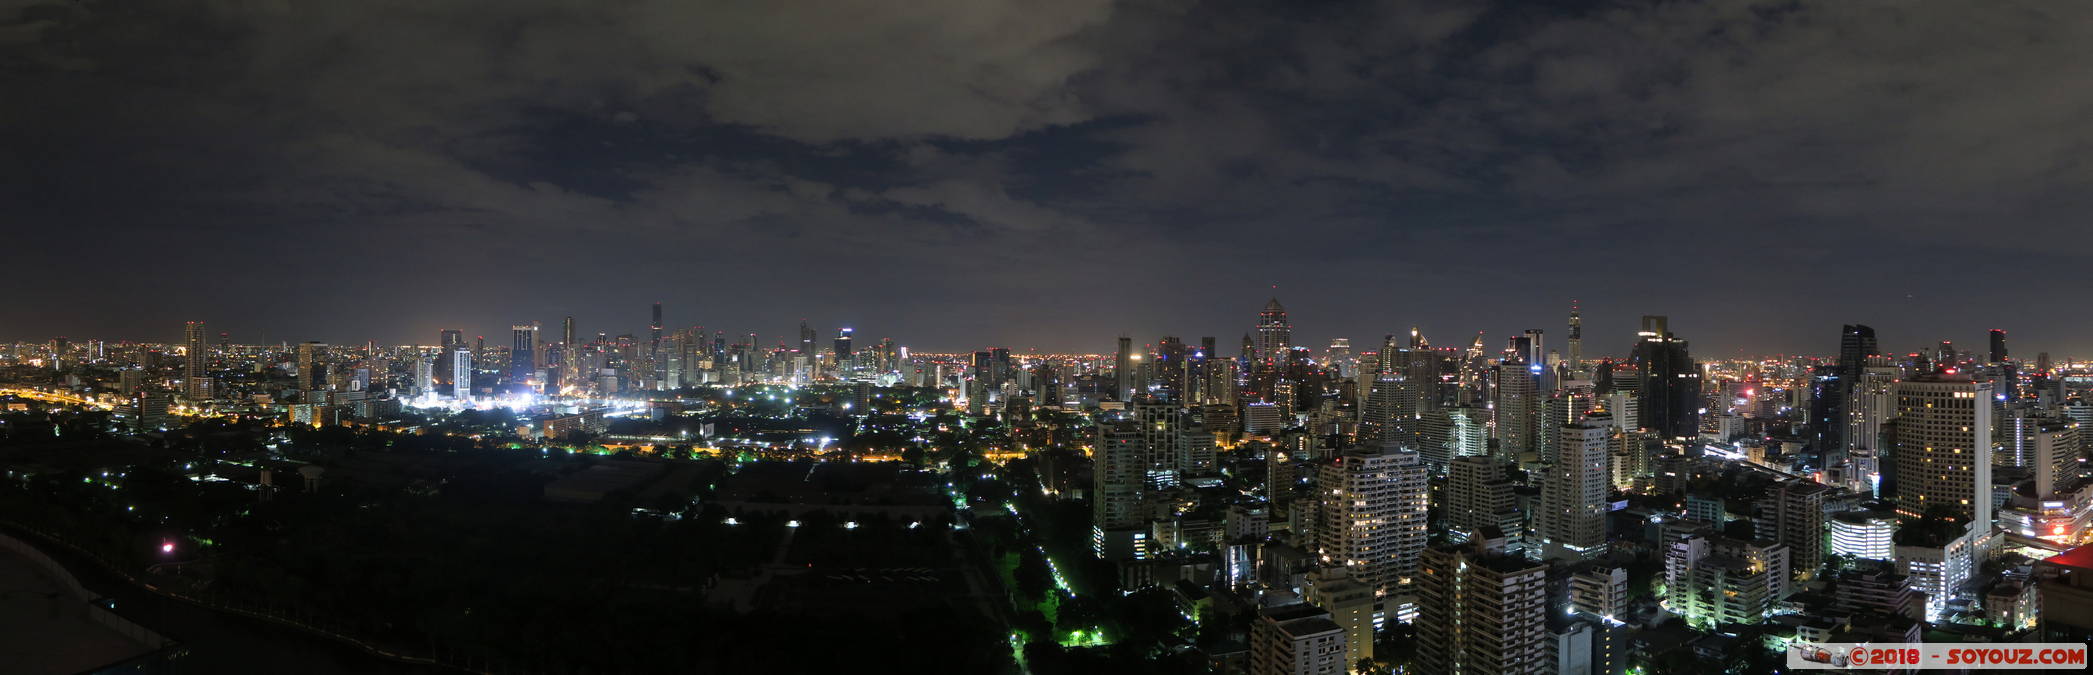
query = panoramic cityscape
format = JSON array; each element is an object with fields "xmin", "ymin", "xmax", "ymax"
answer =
[
  {"xmin": 4, "ymin": 302, "xmax": 2091, "ymax": 672},
  {"xmin": 8, "ymin": 0, "xmax": 2093, "ymax": 673}
]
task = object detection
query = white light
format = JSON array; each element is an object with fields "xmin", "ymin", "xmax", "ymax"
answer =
[{"xmin": 787, "ymin": 520, "xmax": 800, "ymax": 528}]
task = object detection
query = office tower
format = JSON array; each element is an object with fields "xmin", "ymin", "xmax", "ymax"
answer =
[
  {"xmin": 1816, "ymin": 324, "xmax": 1877, "ymax": 464},
  {"xmin": 451, "ymin": 346, "xmax": 473, "ymax": 399},
  {"xmin": 1417, "ymin": 542, "xmax": 1551, "ymax": 675},
  {"xmin": 1257, "ymin": 298, "xmax": 1291, "ymax": 366},
  {"xmin": 1628, "ymin": 316, "xmax": 1700, "ymax": 439},
  {"xmin": 295, "ymin": 341, "xmax": 328, "ymax": 392},
  {"xmin": 1113, "ymin": 336, "xmax": 1134, "ymax": 401},
  {"xmin": 1492, "ymin": 362, "xmax": 1540, "ymax": 460},
  {"xmin": 1756, "ymin": 480, "xmax": 1834, "ymax": 582},
  {"xmin": 1248, "ymin": 604, "xmax": 1348, "ymax": 675},
  {"xmin": 437, "ymin": 329, "xmax": 464, "ymax": 390},
  {"xmin": 2003, "ymin": 414, "xmax": 2079, "ymax": 498},
  {"xmin": 834, "ymin": 327, "xmax": 854, "ymax": 363},
  {"xmin": 1988, "ymin": 329, "xmax": 2008, "ymax": 364},
  {"xmin": 1156, "ymin": 336, "xmax": 1187, "ymax": 401},
  {"xmin": 1312, "ymin": 447, "xmax": 1429, "ymax": 596},
  {"xmin": 1665, "ymin": 534, "xmax": 1790, "ymax": 629},
  {"xmin": 1133, "ymin": 397, "xmax": 1181, "ymax": 487},
  {"xmin": 561, "ymin": 316, "xmax": 579, "ymax": 388},
  {"xmin": 1358, "ymin": 372, "xmax": 1400, "ymax": 449},
  {"xmin": 1846, "ymin": 367, "xmax": 1897, "ymax": 454},
  {"xmin": 510, "ymin": 323, "xmax": 539, "ymax": 393},
  {"xmin": 1565, "ymin": 302, "xmax": 1583, "ymax": 371},
  {"xmin": 1420, "ymin": 404, "xmax": 1487, "ymax": 471},
  {"xmin": 183, "ymin": 320, "xmax": 207, "ymax": 400},
  {"xmin": 1540, "ymin": 422, "xmax": 1610, "ymax": 561},
  {"xmin": 1890, "ymin": 375, "xmax": 1993, "ymax": 527},
  {"xmin": 1302, "ymin": 570, "xmax": 1375, "ymax": 667},
  {"xmin": 1093, "ymin": 419, "xmax": 1148, "ymax": 559},
  {"xmin": 413, "ymin": 355, "xmax": 433, "ymax": 394},
  {"xmin": 1446, "ymin": 455, "xmax": 1522, "ymax": 545}
]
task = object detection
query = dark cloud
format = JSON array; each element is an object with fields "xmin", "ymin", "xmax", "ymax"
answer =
[{"xmin": 3, "ymin": 0, "xmax": 2088, "ymax": 356}]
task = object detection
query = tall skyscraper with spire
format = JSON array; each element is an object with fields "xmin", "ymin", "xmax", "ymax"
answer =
[
  {"xmin": 1256, "ymin": 298, "xmax": 1291, "ymax": 366},
  {"xmin": 183, "ymin": 320, "xmax": 207, "ymax": 400}
]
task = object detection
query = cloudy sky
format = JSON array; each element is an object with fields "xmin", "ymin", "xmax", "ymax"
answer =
[{"xmin": 4, "ymin": 0, "xmax": 2089, "ymax": 357}]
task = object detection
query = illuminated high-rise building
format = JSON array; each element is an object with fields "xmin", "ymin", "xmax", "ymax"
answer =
[
  {"xmin": 1890, "ymin": 374, "xmax": 1992, "ymax": 527},
  {"xmin": 296, "ymin": 341, "xmax": 328, "ymax": 392},
  {"xmin": 1092, "ymin": 419, "xmax": 1148, "ymax": 559},
  {"xmin": 562, "ymin": 316, "xmax": 580, "ymax": 388},
  {"xmin": 1416, "ymin": 541, "xmax": 1551, "ymax": 675},
  {"xmin": 1446, "ymin": 454, "xmax": 1521, "ymax": 545},
  {"xmin": 649, "ymin": 302, "xmax": 664, "ymax": 385},
  {"xmin": 511, "ymin": 323, "xmax": 539, "ymax": 393},
  {"xmin": 1988, "ymin": 328, "xmax": 2009, "ymax": 365},
  {"xmin": 1539, "ymin": 422, "xmax": 1609, "ymax": 561},
  {"xmin": 183, "ymin": 320, "xmax": 207, "ymax": 400},
  {"xmin": 437, "ymin": 329, "xmax": 464, "ymax": 391},
  {"xmin": 1312, "ymin": 447, "xmax": 1428, "ymax": 597},
  {"xmin": 1256, "ymin": 298, "xmax": 1291, "ymax": 366},
  {"xmin": 1492, "ymin": 362, "xmax": 1540, "ymax": 460},
  {"xmin": 451, "ymin": 346, "xmax": 473, "ymax": 399},
  {"xmin": 1565, "ymin": 301, "xmax": 1583, "ymax": 372},
  {"xmin": 834, "ymin": 327, "xmax": 854, "ymax": 369}
]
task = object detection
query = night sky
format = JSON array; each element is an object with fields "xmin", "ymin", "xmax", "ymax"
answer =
[{"xmin": 5, "ymin": 1, "xmax": 2089, "ymax": 358}]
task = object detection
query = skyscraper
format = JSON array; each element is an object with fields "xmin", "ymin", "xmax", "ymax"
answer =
[
  {"xmin": 1819, "ymin": 324, "xmax": 1879, "ymax": 464},
  {"xmin": 438, "ymin": 328, "xmax": 464, "ymax": 391},
  {"xmin": 1757, "ymin": 479, "xmax": 1834, "ymax": 582},
  {"xmin": 1313, "ymin": 447, "xmax": 1429, "ymax": 597},
  {"xmin": 1891, "ymin": 374, "xmax": 1993, "ymax": 528},
  {"xmin": 1113, "ymin": 336, "xmax": 1134, "ymax": 401},
  {"xmin": 451, "ymin": 346, "xmax": 473, "ymax": 399},
  {"xmin": 1565, "ymin": 301, "xmax": 1583, "ymax": 372},
  {"xmin": 183, "ymin": 320, "xmax": 207, "ymax": 400},
  {"xmin": 562, "ymin": 316, "xmax": 580, "ymax": 389},
  {"xmin": 1540, "ymin": 422, "xmax": 1609, "ymax": 561},
  {"xmin": 296, "ymin": 341, "xmax": 328, "ymax": 392},
  {"xmin": 1446, "ymin": 454, "xmax": 1521, "ymax": 545},
  {"xmin": 1492, "ymin": 362, "xmax": 1540, "ymax": 460},
  {"xmin": 1988, "ymin": 328, "xmax": 2009, "ymax": 365},
  {"xmin": 1629, "ymin": 316, "xmax": 1700, "ymax": 439},
  {"xmin": 1256, "ymin": 298, "xmax": 1291, "ymax": 366},
  {"xmin": 1092, "ymin": 419, "xmax": 1147, "ymax": 559},
  {"xmin": 649, "ymin": 302, "xmax": 664, "ymax": 386},
  {"xmin": 1416, "ymin": 541, "xmax": 1551, "ymax": 675},
  {"xmin": 511, "ymin": 323, "xmax": 539, "ymax": 393}
]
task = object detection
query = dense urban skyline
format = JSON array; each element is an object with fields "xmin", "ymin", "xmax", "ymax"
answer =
[
  {"xmin": 4, "ymin": 301, "xmax": 2082, "ymax": 362},
  {"xmin": 8, "ymin": 1, "xmax": 2093, "ymax": 355}
]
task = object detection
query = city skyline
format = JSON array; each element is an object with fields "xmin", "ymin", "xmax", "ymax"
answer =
[{"xmin": 4, "ymin": 300, "xmax": 2078, "ymax": 362}]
